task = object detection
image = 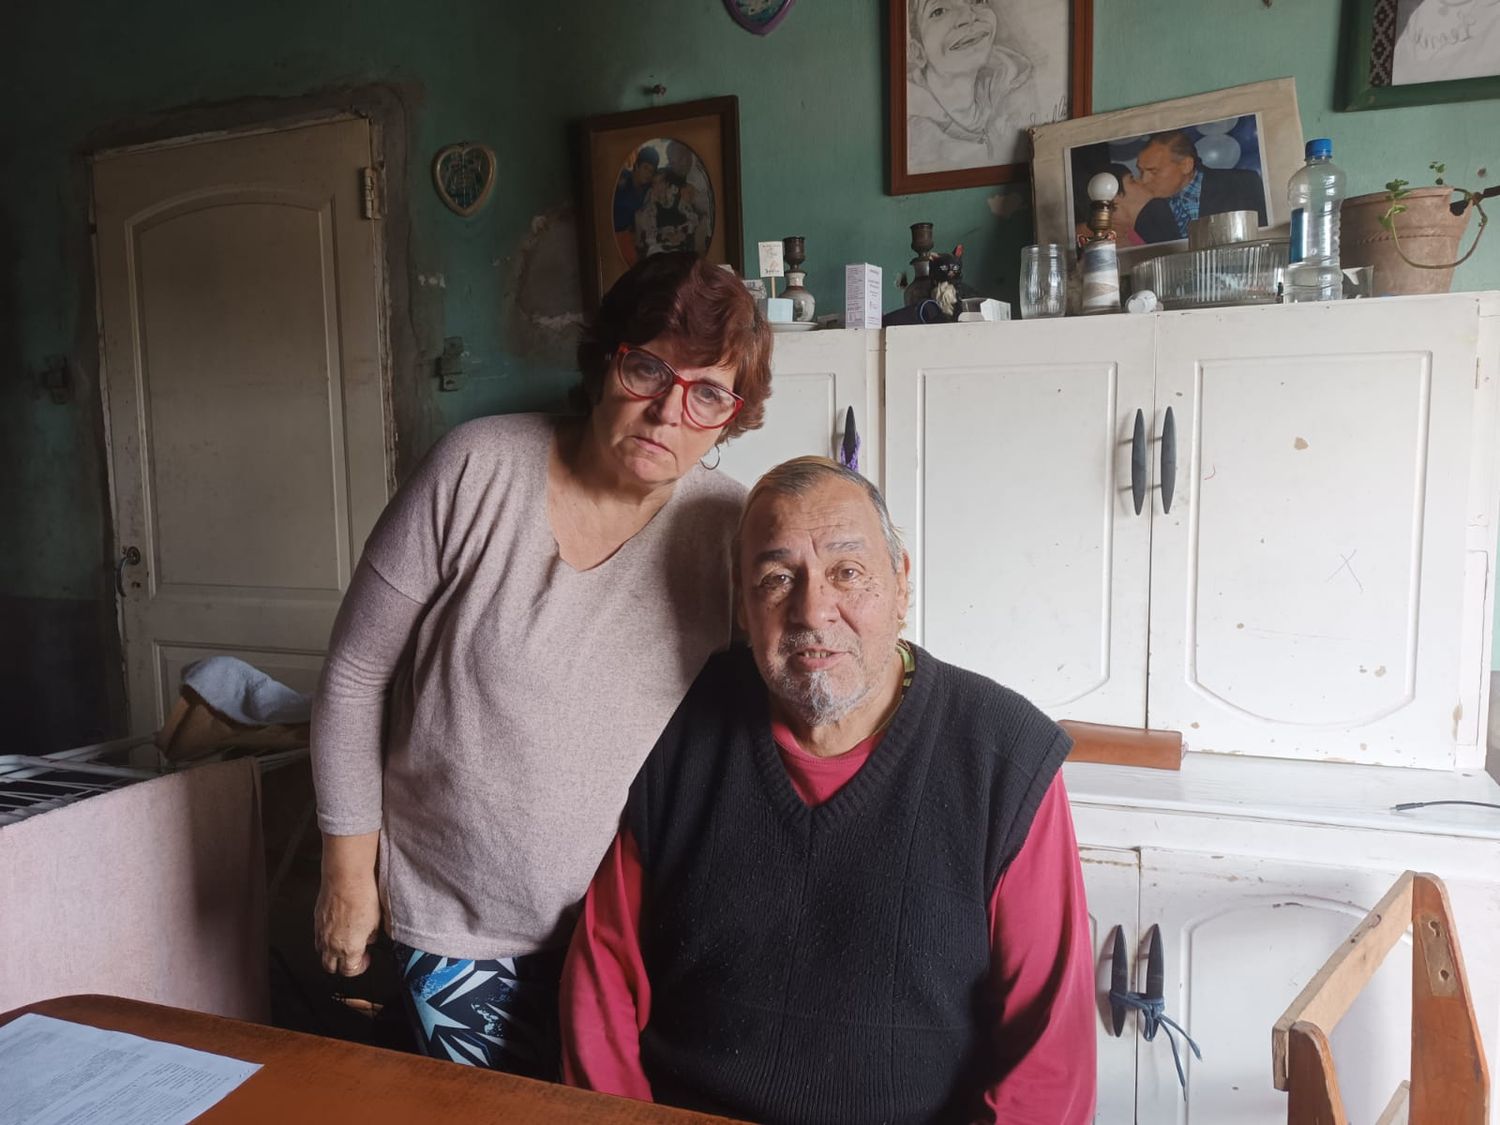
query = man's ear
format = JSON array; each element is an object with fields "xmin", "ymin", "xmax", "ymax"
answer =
[{"xmin": 896, "ymin": 550, "xmax": 912, "ymax": 620}]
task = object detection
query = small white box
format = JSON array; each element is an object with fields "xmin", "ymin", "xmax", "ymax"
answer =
[
  {"xmin": 845, "ymin": 263, "xmax": 883, "ymax": 329},
  {"xmin": 757, "ymin": 296, "xmax": 793, "ymax": 324}
]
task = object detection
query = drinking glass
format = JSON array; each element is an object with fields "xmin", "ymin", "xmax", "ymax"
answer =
[{"xmin": 1020, "ymin": 244, "xmax": 1068, "ymax": 319}]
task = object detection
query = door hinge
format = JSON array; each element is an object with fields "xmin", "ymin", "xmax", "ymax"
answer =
[{"xmin": 360, "ymin": 166, "xmax": 382, "ymax": 220}]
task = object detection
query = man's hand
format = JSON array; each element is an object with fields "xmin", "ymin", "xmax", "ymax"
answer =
[{"xmin": 314, "ymin": 832, "xmax": 381, "ymax": 977}]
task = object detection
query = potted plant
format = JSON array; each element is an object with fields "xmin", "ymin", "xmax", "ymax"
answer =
[{"xmin": 1341, "ymin": 163, "xmax": 1496, "ymax": 296}]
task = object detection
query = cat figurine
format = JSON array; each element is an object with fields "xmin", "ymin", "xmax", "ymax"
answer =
[{"xmin": 903, "ymin": 244, "xmax": 980, "ymax": 319}]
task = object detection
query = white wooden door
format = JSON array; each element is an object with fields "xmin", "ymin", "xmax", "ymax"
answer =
[
  {"xmin": 1136, "ymin": 849, "xmax": 1411, "ymax": 1125},
  {"xmin": 883, "ymin": 317, "xmax": 1155, "ymax": 723},
  {"xmin": 1080, "ymin": 846, "xmax": 1141, "ymax": 1125},
  {"xmin": 1148, "ymin": 299, "xmax": 1484, "ymax": 768},
  {"xmin": 719, "ymin": 328, "xmax": 880, "ymax": 491},
  {"xmin": 93, "ymin": 118, "xmax": 390, "ymax": 732}
]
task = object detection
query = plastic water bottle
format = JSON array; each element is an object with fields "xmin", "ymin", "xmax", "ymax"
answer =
[{"xmin": 1285, "ymin": 138, "xmax": 1346, "ymax": 303}]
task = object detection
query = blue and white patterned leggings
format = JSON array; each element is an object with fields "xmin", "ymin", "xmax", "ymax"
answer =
[{"xmin": 391, "ymin": 941, "xmax": 566, "ymax": 1079}]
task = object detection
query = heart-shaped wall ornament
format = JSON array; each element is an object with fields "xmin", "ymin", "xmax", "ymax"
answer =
[
  {"xmin": 433, "ymin": 142, "xmax": 497, "ymax": 217},
  {"xmin": 723, "ymin": 0, "xmax": 796, "ymax": 35}
]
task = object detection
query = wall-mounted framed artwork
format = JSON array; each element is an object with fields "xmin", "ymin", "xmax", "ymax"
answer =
[
  {"xmin": 888, "ymin": 0, "xmax": 1093, "ymax": 196},
  {"xmin": 576, "ymin": 96, "xmax": 744, "ymax": 310},
  {"xmin": 1030, "ymin": 78, "xmax": 1305, "ymax": 274},
  {"xmin": 1343, "ymin": 0, "xmax": 1500, "ymax": 111}
]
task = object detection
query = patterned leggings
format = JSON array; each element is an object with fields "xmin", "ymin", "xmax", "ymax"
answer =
[{"xmin": 391, "ymin": 941, "xmax": 566, "ymax": 1080}]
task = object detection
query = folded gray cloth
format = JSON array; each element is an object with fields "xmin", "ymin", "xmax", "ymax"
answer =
[{"xmin": 181, "ymin": 656, "xmax": 313, "ymax": 726}]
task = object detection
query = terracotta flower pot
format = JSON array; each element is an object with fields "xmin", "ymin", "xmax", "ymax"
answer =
[{"xmin": 1341, "ymin": 187, "xmax": 1475, "ymax": 296}]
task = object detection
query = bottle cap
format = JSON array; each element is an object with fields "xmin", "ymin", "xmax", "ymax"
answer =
[{"xmin": 1306, "ymin": 138, "xmax": 1333, "ymax": 159}]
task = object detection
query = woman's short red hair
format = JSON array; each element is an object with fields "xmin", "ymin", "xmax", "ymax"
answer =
[{"xmin": 576, "ymin": 252, "xmax": 773, "ymax": 439}]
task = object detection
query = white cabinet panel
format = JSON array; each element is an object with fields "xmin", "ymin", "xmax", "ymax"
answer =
[
  {"xmin": 1149, "ymin": 300, "xmax": 1484, "ymax": 768},
  {"xmin": 1136, "ymin": 850, "xmax": 1411, "ymax": 1125},
  {"xmin": 884, "ymin": 317, "xmax": 1155, "ymax": 725},
  {"xmin": 1081, "ymin": 847, "xmax": 1140, "ymax": 1125},
  {"xmin": 719, "ymin": 329, "xmax": 879, "ymax": 491}
]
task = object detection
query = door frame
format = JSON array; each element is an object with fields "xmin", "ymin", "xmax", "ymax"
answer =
[{"xmin": 82, "ymin": 88, "xmax": 416, "ymax": 735}]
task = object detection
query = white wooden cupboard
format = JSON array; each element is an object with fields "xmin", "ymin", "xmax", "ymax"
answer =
[
  {"xmin": 759, "ymin": 294, "xmax": 1500, "ymax": 1124},
  {"xmin": 719, "ymin": 327, "xmax": 881, "ymax": 493},
  {"xmin": 883, "ymin": 297, "xmax": 1498, "ymax": 772}
]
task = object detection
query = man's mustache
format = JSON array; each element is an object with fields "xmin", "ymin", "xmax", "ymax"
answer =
[{"xmin": 778, "ymin": 631, "xmax": 860, "ymax": 658}]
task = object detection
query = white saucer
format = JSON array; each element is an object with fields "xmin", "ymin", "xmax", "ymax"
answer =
[{"xmin": 770, "ymin": 321, "xmax": 818, "ymax": 332}]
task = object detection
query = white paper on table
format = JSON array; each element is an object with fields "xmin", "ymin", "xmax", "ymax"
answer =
[{"xmin": 0, "ymin": 1013, "xmax": 261, "ymax": 1125}]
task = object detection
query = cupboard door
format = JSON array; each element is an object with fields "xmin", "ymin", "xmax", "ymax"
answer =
[
  {"xmin": 883, "ymin": 317, "xmax": 1155, "ymax": 724},
  {"xmin": 719, "ymin": 329, "xmax": 880, "ymax": 490},
  {"xmin": 1136, "ymin": 850, "xmax": 1410, "ymax": 1125},
  {"xmin": 1080, "ymin": 847, "xmax": 1141, "ymax": 1125},
  {"xmin": 1148, "ymin": 299, "xmax": 1483, "ymax": 768}
]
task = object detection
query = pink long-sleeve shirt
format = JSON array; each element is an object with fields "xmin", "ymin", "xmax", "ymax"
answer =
[{"xmin": 562, "ymin": 721, "xmax": 1097, "ymax": 1123}]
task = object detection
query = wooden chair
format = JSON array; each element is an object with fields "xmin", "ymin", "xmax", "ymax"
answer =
[{"xmin": 1272, "ymin": 871, "xmax": 1489, "ymax": 1124}]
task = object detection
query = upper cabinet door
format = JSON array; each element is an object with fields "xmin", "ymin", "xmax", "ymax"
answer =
[
  {"xmin": 884, "ymin": 317, "xmax": 1156, "ymax": 724},
  {"xmin": 1148, "ymin": 298, "xmax": 1487, "ymax": 768},
  {"xmin": 719, "ymin": 329, "xmax": 881, "ymax": 491}
]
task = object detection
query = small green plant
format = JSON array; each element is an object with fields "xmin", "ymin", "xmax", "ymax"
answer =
[{"xmin": 1379, "ymin": 161, "xmax": 1497, "ymax": 270}]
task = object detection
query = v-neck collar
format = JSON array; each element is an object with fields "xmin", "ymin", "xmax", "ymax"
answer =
[
  {"xmin": 538, "ymin": 418, "xmax": 696, "ymax": 577},
  {"xmin": 741, "ymin": 644, "xmax": 935, "ymax": 828}
]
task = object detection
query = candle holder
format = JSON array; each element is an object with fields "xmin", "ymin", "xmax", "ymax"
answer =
[{"xmin": 781, "ymin": 236, "xmax": 815, "ymax": 323}]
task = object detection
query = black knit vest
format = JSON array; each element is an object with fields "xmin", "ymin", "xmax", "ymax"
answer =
[{"xmin": 626, "ymin": 644, "xmax": 1072, "ymax": 1125}]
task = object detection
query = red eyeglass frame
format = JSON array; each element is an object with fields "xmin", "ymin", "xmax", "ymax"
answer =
[{"xmin": 613, "ymin": 343, "xmax": 745, "ymax": 429}]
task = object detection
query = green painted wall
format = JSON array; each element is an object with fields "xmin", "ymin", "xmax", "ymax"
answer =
[{"xmin": 3, "ymin": 0, "xmax": 1499, "ymax": 742}]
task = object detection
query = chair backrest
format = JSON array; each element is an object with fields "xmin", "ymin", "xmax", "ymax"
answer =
[{"xmin": 1272, "ymin": 871, "xmax": 1489, "ymax": 1125}]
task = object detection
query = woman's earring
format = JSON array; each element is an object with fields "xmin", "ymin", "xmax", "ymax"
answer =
[{"xmin": 700, "ymin": 444, "xmax": 722, "ymax": 471}]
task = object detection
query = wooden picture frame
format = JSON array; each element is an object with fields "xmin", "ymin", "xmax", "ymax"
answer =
[
  {"xmin": 1341, "ymin": 0, "xmax": 1500, "ymax": 111},
  {"xmin": 888, "ymin": 0, "xmax": 1093, "ymax": 196},
  {"xmin": 1029, "ymin": 78, "xmax": 1305, "ymax": 275},
  {"xmin": 576, "ymin": 96, "xmax": 744, "ymax": 310}
]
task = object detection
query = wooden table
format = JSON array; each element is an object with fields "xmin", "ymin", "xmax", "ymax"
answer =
[{"xmin": 1, "ymin": 995, "xmax": 738, "ymax": 1123}]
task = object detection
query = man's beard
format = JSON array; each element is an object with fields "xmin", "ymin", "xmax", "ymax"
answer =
[{"xmin": 766, "ymin": 630, "xmax": 873, "ymax": 727}]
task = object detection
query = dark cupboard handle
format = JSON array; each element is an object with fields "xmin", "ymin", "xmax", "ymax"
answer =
[
  {"xmin": 1146, "ymin": 922, "xmax": 1165, "ymax": 1003},
  {"xmin": 115, "ymin": 546, "xmax": 141, "ymax": 597},
  {"xmin": 1130, "ymin": 409, "xmax": 1146, "ymax": 516},
  {"xmin": 1160, "ymin": 407, "xmax": 1177, "ymax": 515},
  {"xmin": 1108, "ymin": 926, "xmax": 1129, "ymax": 1036}
]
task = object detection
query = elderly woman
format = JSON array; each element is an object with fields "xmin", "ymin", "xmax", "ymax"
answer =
[{"xmin": 309, "ymin": 252, "xmax": 772, "ymax": 1078}]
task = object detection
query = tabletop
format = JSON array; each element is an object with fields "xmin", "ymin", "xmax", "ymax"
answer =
[{"xmin": 0, "ymin": 994, "xmax": 740, "ymax": 1124}]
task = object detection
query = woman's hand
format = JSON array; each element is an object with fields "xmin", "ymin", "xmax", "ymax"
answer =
[{"xmin": 314, "ymin": 831, "xmax": 382, "ymax": 977}]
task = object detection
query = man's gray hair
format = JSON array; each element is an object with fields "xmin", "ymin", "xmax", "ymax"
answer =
[{"xmin": 737, "ymin": 456, "xmax": 906, "ymax": 575}]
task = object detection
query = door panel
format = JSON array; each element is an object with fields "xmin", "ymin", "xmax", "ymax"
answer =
[
  {"xmin": 883, "ymin": 317, "xmax": 1154, "ymax": 723},
  {"xmin": 1137, "ymin": 850, "xmax": 1411, "ymax": 1125},
  {"xmin": 1081, "ymin": 846, "xmax": 1141, "ymax": 1125},
  {"xmin": 719, "ymin": 329, "xmax": 880, "ymax": 490},
  {"xmin": 94, "ymin": 118, "xmax": 389, "ymax": 731},
  {"xmin": 1149, "ymin": 300, "xmax": 1481, "ymax": 767}
]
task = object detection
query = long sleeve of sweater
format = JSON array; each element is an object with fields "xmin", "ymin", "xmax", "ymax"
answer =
[{"xmin": 309, "ymin": 558, "xmax": 425, "ymax": 835}]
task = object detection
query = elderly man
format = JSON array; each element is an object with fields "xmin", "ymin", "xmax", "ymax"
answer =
[
  {"xmin": 561, "ymin": 457, "xmax": 1095, "ymax": 1124},
  {"xmin": 1120, "ymin": 128, "xmax": 1267, "ymax": 244}
]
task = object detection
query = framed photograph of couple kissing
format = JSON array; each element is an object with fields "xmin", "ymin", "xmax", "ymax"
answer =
[
  {"xmin": 1029, "ymin": 78, "xmax": 1305, "ymax": 273},
  {"xmin": 577, "ymin": 96, "xmax": 744, "ymax": 310},
  {"xmin": 888, "ymin": 0, "xmax": 1094, "ymax": 195}
]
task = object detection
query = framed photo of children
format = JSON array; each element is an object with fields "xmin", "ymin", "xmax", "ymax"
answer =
[
  {"xmin": 577, "ymin": 96, "xmax": 744, "ymax": 309},
  {"xmin": 888, "ymin": 0, "xmax": 1094, "ymax": 195}
]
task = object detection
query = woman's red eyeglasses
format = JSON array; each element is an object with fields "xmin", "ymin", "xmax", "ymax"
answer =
[{"xmin": 614, "ymin": 344, "xmax": 744, "ymax": 429}]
